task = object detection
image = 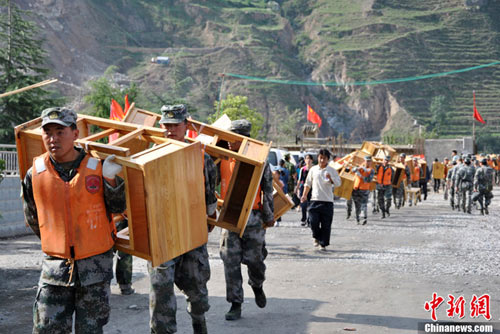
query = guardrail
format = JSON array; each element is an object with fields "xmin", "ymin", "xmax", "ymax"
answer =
[{"xmin": 0, "ymin": 144, "xmax": 18, "ymax": 175}]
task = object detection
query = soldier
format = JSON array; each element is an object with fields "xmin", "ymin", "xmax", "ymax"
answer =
[
  {"xmin": 456, "ymin": 157, "xmax": 475, "ymax": 214},
  {"xmin": 352, "ymin": 156, "xmax": 375, "ymax": 225},
  {"xmin": 446, "ymin": 161, "xmax": 457, "ymax": 208},
  {"xmin": 442, "ymin": 157, "xmax": 450, "ymax": 197},
  {"xmin": 21, "ymin": 107, "xmax": 126, "ymax": 333},
  {"xmin": 284, "ymin": 153, "xmax": 297, "ymax": 198},
  {"xmin": 473, "ymin": 158, "xmax": 494, "ymax": 215},
  {"xmin": 113, "ymin": 215, "xmax": 134, "ymax": 295},
  {"xmin": 394, "ymin": 153, "xmax": 410, "ymax": 209},
  {"xmin": 376, "ymin": 155, "xmax": 394, "ymax": 219},
  {"xmin": 301, "ymin": 149, "xmax": 341, "ymax": 250},
  {"xmin": 149, "ymin": 104, "xmax": 217, "ymax": 334},
  {"xmin": 419, "ymin": 159, "xmax": 430, "ymax": 200},
  {"xmin": 452, "ymin": 157, "xmax": 463, "ymax": 210},
  {"xmin": 219, "ymin": 119, "xmax": 274, "ymax": 321}
]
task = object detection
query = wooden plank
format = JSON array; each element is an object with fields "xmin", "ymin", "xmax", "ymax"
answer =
[{"xmin": 80, "ymin": 128, "xmax": 116, "ymax": 142}]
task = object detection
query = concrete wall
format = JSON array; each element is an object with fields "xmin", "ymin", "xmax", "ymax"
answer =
[
  {"xmin": 424, "ymin": 137, "xmax": 474, "ymax": 163},
  {"xmin": 0, "ymin": 176, "xmax": 31, "ymax": 238}
]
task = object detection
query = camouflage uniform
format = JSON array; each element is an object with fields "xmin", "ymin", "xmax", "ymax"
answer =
[
  {"xmin": 352, "ymin": 166, "xmax": 374, "ymax": 221},
  {"xmin": 451, "ymin": 163, "xmax": 462, "ymax": 209},
  {"xmin": 220, "ymin": 162, "xmax": 274, "ymax": 305},
  {"xmin": 456, "ymin": 163, "xmax": 475, "ymax": 213},
  {"xmin": 149, "ymin": 152, "xmax": 217, "ymax": 334},
  {"xmin": 22, "ymin": 148, "xmax": 126, "ymax": 334},
  {"xmin": 376, "ymin": 164, "xmax": 394, "ymax": 216},
  {"xmin": 395, "ymin": 166, "xmax": 410, "ymax": 209},
  {"xmin": 114, "ymin": 218, "xmax": 133, "ymax": 293},
  {"xmin": 473, "ymin": 164, "xmax": 494, "ymax": 214}
]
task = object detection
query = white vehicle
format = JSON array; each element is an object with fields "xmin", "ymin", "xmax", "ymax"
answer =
[
  {"xmin": 289, "ymin": 150, "xmax": 318, "ymax": 165},
  {"xmin": 267, "ymin": 148, "xmax": 296, "ymax": 168}
]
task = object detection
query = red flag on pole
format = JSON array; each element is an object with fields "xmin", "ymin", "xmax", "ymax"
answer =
[
  {"xmin": 109, "ymin": 99, "xmax": 125, "ymax": 142},
  {"xmin": 124, "ymin": 94, "xmax": 131, "ymax": 114},
  {"xmin": 307, "ymin": 105, "xmax": 322, "ymax": 128},
  {"xmin": 473, "ymin": 91, "xmax": 486, "ymax": 124}
]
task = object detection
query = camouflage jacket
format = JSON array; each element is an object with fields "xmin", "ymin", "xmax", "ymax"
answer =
[
  {"xmin": 474, "ymin": 166, "xmax": 494, "ymax": 191},
  {"xmin": 203, "ymin": 152, "xmax": 218, "ymax": 215},
  {"xmin": 246, "ymin": 162, "xmax": 274, "ymax": 228},
  {"xmin": 22, "ymin": 148, "xmax": 126, "ymax": 286},
  {"xmin": 457, "ymin": 165, "xmax": 475, "ymax": 187}
]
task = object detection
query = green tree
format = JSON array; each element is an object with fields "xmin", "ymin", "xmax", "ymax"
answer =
[
  {"xmin": 429, "ymin": 95, "xmax": 450, "ymax": 135},
  {"xmin": 84, "ymin": 66, "xmax": 139, "ymax": 118},
  {"xmin": 209, "ymin": 94, "xmax": 264, "ymax": 138},
  {"xmin": 0, "ymin": 0, "xmax": 61, "ymax": 143}
]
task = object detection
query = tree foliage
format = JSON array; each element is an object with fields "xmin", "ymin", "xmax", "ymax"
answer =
[
  {"xmin": 428, "ymin": 95, "xmax": 450, "ymax": 135},
  {"xmin": 0, "ymin": 0, "xmax": 61, "ymax": 143},
  {"xmin": 83, "ymin": 66, "xmax": 139, "ymax": 118},
  {"xmin": 209, "ymin": 94, "xmax": 264, "ymax": 138}
]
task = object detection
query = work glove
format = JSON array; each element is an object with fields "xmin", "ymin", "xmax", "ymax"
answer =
[{"xmin": 103, "ymin": 155, "xmax": 122, "ymax": 179}]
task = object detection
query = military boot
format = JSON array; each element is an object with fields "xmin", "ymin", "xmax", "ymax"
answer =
[
  {"xmin": 386, "ymin": 207, "xmax": 390, "ymax": 217},
  {"xmin": 225, "ymin": 302, "xmax": 242, "ymax": 321},
  {"xmin": 485, "ymin": 207, "xmax": 489, "ymax": 215},
  {"xmin": 192, "ymin": 318, "xmax": 208, "ymax": 334},
  {"xmin": 381, "ymin": 210, "xmax": 386, "ymax": 219},
  {"xmin": 480, "ymin": 209, "xmax": 484, "ymax": 215},
  {"xmin": 252, "ymin": 286, "xmax": 267, "ymax": 308},
  {"xmin": 362, "ymin": 217, "xmax": 368, "ymax": 225},
  {"xmin": 346, "ymin": 211, "xmax": 351, "ymax": 220}
]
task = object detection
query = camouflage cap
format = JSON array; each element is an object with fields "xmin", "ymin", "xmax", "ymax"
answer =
[
  {"xmin": 229, "ymin": 119, "xmax": 252, "ymax": 137},
  {"xmin": 41, "ymin": 107, "xmax": 77, "ymax": 127},
  {"xmin": 159, "ymin": 104, "xmax": 189, "ymax": 124},
  {"xmin": 481, "ymin": 158, "xmax": 488, "ymax": 165},
  {"xmin": 364, "ymin": 155, "xmax": 372, "ymax": 161},
  {"xmin": 399, "ymin": 153, "xmax": 406, "ymax": 158},
  {"xmin": 384, "ymin": 155, "xmax": 391, "ymax": 161}
]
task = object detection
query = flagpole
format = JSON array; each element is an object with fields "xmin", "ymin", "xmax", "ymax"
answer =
[{"xmin": 472, "ymin": 90, "xmax": 476, "ymax": 154}]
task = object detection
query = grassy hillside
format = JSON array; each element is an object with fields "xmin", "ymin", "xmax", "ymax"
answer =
[{"xmin": 25, "ymin": 0, "xmax": 500, "ymax": 143}]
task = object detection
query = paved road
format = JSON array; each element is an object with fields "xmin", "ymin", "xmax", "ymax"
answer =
[{"xmin": 1, "ymin": 189, "xmax": 499, "ymax": 333}]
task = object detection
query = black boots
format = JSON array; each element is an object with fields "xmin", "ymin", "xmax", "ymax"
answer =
[
  {"xmin": 252, "ymin": 286, "xmax": 267, "ymax": 308},
  {"xmin": 225, "ymin": 302, "xmax": 242, "ymax": 321},
  {"xmin": 192, "ymin": 318, "xmax": 208, "ymax": 334}
]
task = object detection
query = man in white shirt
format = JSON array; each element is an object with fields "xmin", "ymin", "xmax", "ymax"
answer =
[{"xmin": 300, "ymin": 149, "xmax": 341, "ymax": 251}]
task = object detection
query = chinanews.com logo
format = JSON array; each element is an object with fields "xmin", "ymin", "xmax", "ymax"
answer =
[{"xmin": 418, "ymin": 292, "xmax": 500, "ymax": 334}]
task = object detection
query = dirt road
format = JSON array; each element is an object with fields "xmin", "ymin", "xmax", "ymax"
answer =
[{"xmin": 1, "ymin": 189, "xmax": 499, "ymax": 333}]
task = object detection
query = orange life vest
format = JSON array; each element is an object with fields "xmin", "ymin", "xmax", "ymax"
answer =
[
  {"xmin": 220, "ymin": 158, "xmax": 261, "ymax": 210},
  {"xmin": 354, "ymin": 167, "xmax": 373, "ymax": 191},
  {"xmin": 377, "ymin": 165, "xmax": 393, "ymax": 186},
  {"xmin": 412, "ymin": 166, "xmax": 421, "ymax": 182},
  {"xmin": 32, "ymin": 153, "xmax": 115, "ymax": 260}
]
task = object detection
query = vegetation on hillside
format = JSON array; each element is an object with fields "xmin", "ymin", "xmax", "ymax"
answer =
[{"xmin": 0, "ymin": 0, "xmax": 61, "ymax": 143}]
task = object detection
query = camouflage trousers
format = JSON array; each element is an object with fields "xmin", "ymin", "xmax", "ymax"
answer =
[
  {"xmin": 395, "ymin": 182, "xmax": 405, "ymax": 208},
  {"xmin": 220, "ymin": 211, "xmax": 267, "ymax": 304},
  {"xmin": 449, "ymin": 184, "xmax": 456, "ymax": 208},
  {"xmin": 351, "ymin": 189, "xmax": 370, "ymax": 219},
  {"xmin": 459, "ymin": 184, "xmax": 473, "ymax": 213},
  {"xmin": 377, "ymin": 185, "xmax": 392, "ymax": 213},
  {"xmin": 115, "ymin": 219, "xmax": 132, "ymax": 288},
  {"xmin": 148, "ymin": 245, "xmax": 210, "ymax": 334},
  {"xmin": 472, "ymin": 189, "xmax": 493, "ymax": 210},
  {"xmin": 33, "ymin": 280, "xmax": 110, "ymax": 334}
]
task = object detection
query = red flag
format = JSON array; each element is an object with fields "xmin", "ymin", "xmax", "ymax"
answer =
[
  {"xmin": 186, "ymin": 116, "xmax": 198, "ymax": 139},
  {"xmin": 307, "ymin": 105, "xmax": 322, "ymax": 128},
  {"xmin": 124, "ymin": 94, "xmax": 130, "ymax": 114},
  {"xmin": 473, "ymin": 91, "xmax": 486, "ymax": 124},
  {"xmin": 109, "ymin": 99, "xmax": 125, "ymax": 142}
]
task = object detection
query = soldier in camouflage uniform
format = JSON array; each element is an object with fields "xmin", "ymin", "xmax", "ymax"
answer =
[
  {"xmin": 114, "ymin": 215, "xmax": 134, "ymax": 295},
  {"xmin": 451, "ymin": 157, "xmax": 463, "ymax": 210},
  {"xmin": 394, "ymin": 153, "xmax": 410, "ymax": 209},
  {"xmin": 376, "ymin": 155, "xmax": 394, "ymax": 219},
  {"xmin": 446, "ymin": 161, "xmax": 457, "ymax": 209},
  {"xmin": 21, "ymin": 108, "xmax": 126, "ymax": 334},
  {"xmin": 456, "ymin": 157, "xmax": 475, "ymax": 214},
  {"xmin": 473, "ymin": 158, "xmax": 494, "ymax": 215},
  {"xmin": 352, "ymin": 156, "xmax": 375, "ymax": 225},
  {"xmin": 219, "ymin": 119, "xmax": 274, "ymax": 321},
  {"xmin": 149, "ymin": 105, "xmax": 217, "ymax": 334}
]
